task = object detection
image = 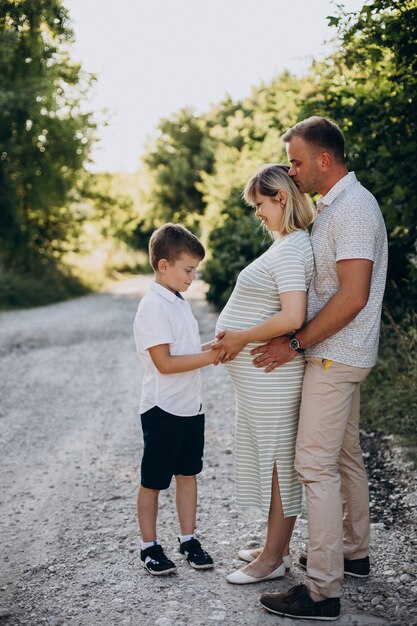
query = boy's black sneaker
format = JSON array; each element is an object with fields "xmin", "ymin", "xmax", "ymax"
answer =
[
  {"xmin": 179, "ymin": 538, "xmax": 214, "ymax": 569},
  {"xmin": 140, "ymin": 544, "xmax": 176, "ymax": 576},
  {"xmin": 299, "ymin": 553, "xmax": 370, "ymax": 578},
  {"xmin": 260, "ymin": 584, "xmax": 341, "ymax": 621}
]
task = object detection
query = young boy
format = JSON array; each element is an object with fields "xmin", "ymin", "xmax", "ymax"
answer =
[{"xmin": 133, "ymin": 223, "xmax": 216, "ymax": 576}]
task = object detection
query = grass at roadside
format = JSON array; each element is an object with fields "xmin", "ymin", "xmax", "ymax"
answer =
[
  {"xmin": 0, "ymin": 265, "xmax": 92, "ymax": 310},
  {"xmin": 360, "ymin": 311, "xmax": 417, "ymax": 466},
  {"xmin": 0, "ymin": 246, "xmax": 151, "ymax": 310}
]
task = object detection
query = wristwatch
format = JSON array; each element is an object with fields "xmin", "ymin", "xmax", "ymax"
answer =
[{"xmin": 289, "ymin": 332, "xmax": 305, "ymax": 354}]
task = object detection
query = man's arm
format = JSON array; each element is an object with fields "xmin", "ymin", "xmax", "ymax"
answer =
[
  {"xmin": 148, "ymin": 343, "xmax": 216, "ymax": 374},
  {"xmin": 251, "ymin": 258, "xmax": 373, "ymax": 371}
]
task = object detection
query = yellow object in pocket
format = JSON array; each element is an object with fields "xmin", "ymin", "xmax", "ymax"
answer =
[{"xmin": 322, "ymin": 359, "xmax": 333, "ymax": 369}]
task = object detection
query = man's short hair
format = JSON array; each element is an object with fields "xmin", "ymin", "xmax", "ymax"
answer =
[
  {"xmin": 282, "ymin": 116, "xmax": 345, "ymax": 164},
  {"xmin": 149, "ymin": 223, "xmax": 205, "ymax": 270}
]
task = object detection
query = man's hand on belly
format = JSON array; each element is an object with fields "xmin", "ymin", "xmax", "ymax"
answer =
[{"xmin": 250, "ymin": 336, "xmax": 295, "ymax": 372}]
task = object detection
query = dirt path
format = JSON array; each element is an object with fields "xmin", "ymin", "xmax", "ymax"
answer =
[{"xmin": 0, "ymin": 277, "xmax": 416, "ymax": 626}]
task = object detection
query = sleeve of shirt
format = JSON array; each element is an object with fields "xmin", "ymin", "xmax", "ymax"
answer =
[
  {"xmin": 134, "ymin": 298, "xmax": 174, "ymax": 351},
  {"xmin": 269, "ymin": 240, "xmax": 310, "ymax": 294},
  {"xmin": 333, "ymin": 202, "xmax": 378, "ymax": 262}
]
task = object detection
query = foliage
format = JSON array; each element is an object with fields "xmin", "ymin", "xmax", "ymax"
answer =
[
  {"xmin": 361, "ymin": 308, "xmax": 417, "ymax": 450},
  {"xmin": 0, "ymin": 0, "xmax": 96, "ymax": 271},
  {"xmin": 141, "ymin": 108, "xmax": 213, "ymax": 232},
  {"xmin": 139, "ymin": 72, "xmax": 311, "ymax": 243},
  {"xmin": 0, "ymin": 261, "xmax": 89, "ymax": 309},
  {"xmin": 61, "ymin": 171, "xmax": 152, "ymax": 286},
  {"xmin": 202, "ymin": 188, "xmax": 267, "ymax": 308},
  {"xmin": 137, "ymin": 1, "xmax": 416, "ymax": 318},
  {"xmin": 199, "ymin": 72, "xmax": 310, "ymax": 305},
  {"xmin": 301, "ymin": 0, "xmax": 417, "ymax": 312},
  {"xmin": 80, "ymin": 172, "xmax": 140, "ymax": 246}
]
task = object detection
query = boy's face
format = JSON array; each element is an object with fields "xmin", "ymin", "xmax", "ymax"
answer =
[{"xmin": 157, "ymin": 253, "xmax": 201, "ymax": 293}]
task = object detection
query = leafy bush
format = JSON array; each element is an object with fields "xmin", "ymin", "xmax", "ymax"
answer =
[
  {"xmin": 360, "ymin": 306, "xmax": 417, "ymax": 453},
  {"xmin": 201, "ymin": 190, "xmax": 267, "ymax": 308},
  {"xmin": 300, "ymin": 0, "xmax": 417, "ymax": 317},
  {"xmin": 0, "ymin": 262, "xmax": 89, "ymax": 310},
  {"xmin": 0, "ymin": 1, "xmax": 96, "ymax": 271}
]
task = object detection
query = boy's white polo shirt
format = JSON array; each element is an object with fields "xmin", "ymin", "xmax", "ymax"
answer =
[{"xmin": 134, "ymin": 281, "xmax": 204, "ymax": 417}]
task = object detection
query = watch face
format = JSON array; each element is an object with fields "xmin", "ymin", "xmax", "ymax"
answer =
[{"xmin": 289, "ymin": 338, "xmax": 299, "ymax": 350}]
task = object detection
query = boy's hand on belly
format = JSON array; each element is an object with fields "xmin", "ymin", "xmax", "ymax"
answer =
[{"xmin": 212, "ymin": 330, "xmax": 246, "ymax": 362}]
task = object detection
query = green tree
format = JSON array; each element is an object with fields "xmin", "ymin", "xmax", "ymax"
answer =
[
  {"xmin": 141, "ymin": 108, "xmax": 213, "ymax": 231},
  {"xmin": 301, "ymin": 0, "xmax": 417, "ymax": 310},
  {"xmin": 81, "ymin": 172, "xmax": 140, "ymax": 246},
  {"xmin": 200, "ymin": 72, "xmax": 310, "ymax": 307},
  {"xmin": 202, "ymin": 188, "xmax": 266, "ymax": 308},
  {"xmin": 0, "ymin": 0, "xmax": 96, "ymax": 271}
]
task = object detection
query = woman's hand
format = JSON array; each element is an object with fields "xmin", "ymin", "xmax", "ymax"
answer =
[{"xmin": 211, "ymin": 329, "xmax": 247, "ymax": 362}]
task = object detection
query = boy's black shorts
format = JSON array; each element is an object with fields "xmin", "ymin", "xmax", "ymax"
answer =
[{"xmin": 140, "ymin": 406, "xmax": 205, "ymax": 490}]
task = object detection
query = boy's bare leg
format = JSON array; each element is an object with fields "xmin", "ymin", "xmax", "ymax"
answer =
[
  {"xmin": 137, "ymin": 485, "xmax": 159, "ymax": 542},
  {"xmin": 175, "ymin": 474, "xmax": 197, "ymax": 535},
  {"xmin": 241, "ymin": 464, "xmax": 296, "ymax": 577}
]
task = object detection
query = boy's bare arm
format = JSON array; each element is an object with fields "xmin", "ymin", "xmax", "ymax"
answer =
[{"xmin": 148, "ymin": 343, "xmax": 217, "ymax": 374}]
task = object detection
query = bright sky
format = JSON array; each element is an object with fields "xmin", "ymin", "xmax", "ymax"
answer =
[{"xmin": 64, "ymin": 0, "xmax": 364, "ymax": 173}]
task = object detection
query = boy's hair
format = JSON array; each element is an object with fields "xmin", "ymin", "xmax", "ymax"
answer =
[
  {"xmin": 243, "ymin": 163, "xmax": 315, "ymax": 233},
  {"xmin": 282, "ymin": 116, "xmax": 345, "ymax": 164},
  {"xmin": 149, "ymin": 223, "xmax": 205, "ymax": 270}
]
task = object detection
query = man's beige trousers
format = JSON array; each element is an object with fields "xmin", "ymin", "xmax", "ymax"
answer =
[{"xmin": 295, "ymin": 356, "xmax": 372, "ymax": 598}]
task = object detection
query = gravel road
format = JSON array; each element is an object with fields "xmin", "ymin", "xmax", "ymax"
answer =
[{"xmin": 1, "ymin": 277, "xmax": 416, "ymax": 626}]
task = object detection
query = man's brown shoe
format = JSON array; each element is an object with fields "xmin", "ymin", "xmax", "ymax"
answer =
[
  {"xmin": 260, "ymin": 584, "xmax": 340, "ymax": 621},
  {"xmin": 298, "ymin": 554, "xmax": 370, "ymax": 578}
]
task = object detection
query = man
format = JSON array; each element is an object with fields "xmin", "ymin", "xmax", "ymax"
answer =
[{"xmin": 253, "ymin": 116, "xmax": 388, "ymax": 621}]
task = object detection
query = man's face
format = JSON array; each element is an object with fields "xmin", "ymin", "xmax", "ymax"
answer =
[{"xmin": 286, "ymin": 136, "xmax": 322, "ymax": 195}]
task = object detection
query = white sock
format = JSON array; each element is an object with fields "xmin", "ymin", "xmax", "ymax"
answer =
[
  {"xmin": 180, "ymin": 534, "xmax": 194, "ymax": 544},
  {"xmin": 141, "ymin": 540, "xmax": 158, "ymax": 550}
]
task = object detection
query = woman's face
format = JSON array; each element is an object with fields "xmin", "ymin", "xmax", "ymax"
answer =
[{"xmin": 253, "ymin": 191, "xmax": 285, "ymax": 233}]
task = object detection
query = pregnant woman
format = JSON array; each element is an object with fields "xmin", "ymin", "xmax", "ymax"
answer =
[{"xmin": 214, "ymin": 164, "xmax": 314, "ymax": 584}]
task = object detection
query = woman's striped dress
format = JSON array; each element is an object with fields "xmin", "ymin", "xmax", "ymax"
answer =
[{"xmin": 216, "ymin": 230, "xmax": 313, "ymax": 517}]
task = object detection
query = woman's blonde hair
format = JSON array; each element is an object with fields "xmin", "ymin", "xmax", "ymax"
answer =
[{"xmin": 243, "ymin": 163, "xmax": 315, "ymax": 234}]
